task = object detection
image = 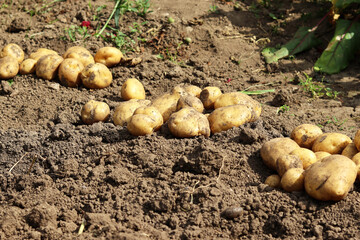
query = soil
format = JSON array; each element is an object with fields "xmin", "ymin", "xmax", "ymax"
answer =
[{"xmin": 1, "ymin": 0, "xmax": 360, "ymax": 239}]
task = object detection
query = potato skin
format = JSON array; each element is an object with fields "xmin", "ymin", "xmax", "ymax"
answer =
[
  {"xmin": 127, "ymin": 114, "xmax": 160, "ymax": 136},
  {"xmin": 0, "ymin": 56, "xmax": 19, "ymax": 79},
  {"xmin": 58, "ymin": 58, "xmax": 84, "ymax": 87},
  {"xmin": 63, "ymin": 46, "xmax": 94, "ymax": 67},
  {"xmin": 200, "ymin": 86, "xmax": 222, "ymax": 110},
  {"xmin": 113, "ymin": 99, "xmax": 151, "ymax": 126},
  {"xmin": 312, "ymin": 133, "xmax": 352, "ymax": 154},
  {"xmin": 304, "ymin": 155, "xmax": 357, "ymax": 201},
  {"xmin": 314, "ymin": 151, "xmax": 331, "ymax": 161},
  {"xmin": 281, "ymin": 168, "xmax": 305, "ymax": 192},
  {"xmin": 176, "ymin": 95, "xmax": 204, "ymax": 113},
  {"xmin": 265, "ymin": 174, "xmax": 281, "ymax": 188},
  {"xmin": 151, "ymin": 93, "xmax": 181, "ymax": 122},
  {"xmin": 29, "ymin": 48, "xmax": 59, "ymax": 61},
  {"xmin": 0, "ymin": 43, "xmax": 24, "ymax": 64},
  {"xmin": 36, "ymin": 54, "xmax": 64, "ymax": 80},
  {"xmin": 81, "ymin": 63, "xmax": 112, "ymax": 89},
  {"xmin": 121, "ymin": 78, "xmax": 146, "ymax": 100},
  {"xmin": 290, "ymin": 148, "xmax": 317, "ymax": 170},
  {"xmin": 19, "ymin": 59, "xmax": 37, "ymax": 75},
  {"xmin": 290, "ymin": 124, "xmax": 323, "ymax": 149},
  {"xmin": 94, "ymin": 47, "xmax": 123, "ymax": 67},
  {"xmin": 342, "ymin": 142, "xmax": 359, "ymax": 160},
  {"xmin": 354, "ymin": 129, "xmax": 360, "ymax": 152},
  {"xmin": 172, "ymin": 84, "xmax": 202, "ymax": 98},
  {"xmin": 214, "ymin": 92, "xmax": 262, "ymax": 122},
  {"xmin": 260, "ymin": 138, "xmax": 300, "ymax": 171},
  {"xmin": 276, "ymin": 155, "xmax": 303, "ymax": 177},
  {"xmin": 168, "ymin": 107, "xmax": 210, "ymax": 138},
  {"xmin": 133, "ymin": 106, "xmax": 163, "ymax": 131},
  {"xmin": 81, "ymin": 100, "xmax": 110, "ymax": 125},
  {"xmin": 208, "ymin": 104, "xmax": 252, "ymax": 134}
]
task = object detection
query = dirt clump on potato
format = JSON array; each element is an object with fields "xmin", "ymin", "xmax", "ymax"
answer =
[
  {"xmin": 0, "ymin": 56, "xmax": 19, "ymax": 79},
  {"xmin": 290, "ymin": 124, "xmax": 323, "ymax": 149}
]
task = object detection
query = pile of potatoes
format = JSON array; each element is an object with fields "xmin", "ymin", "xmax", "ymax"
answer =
[
  {"xmin": 0, "ymin": 43, "xmax": 124, "ymax": 89},
  {"xmin": 81, "ymin": 81, "xmax": 262, "ymax": 138},
  {"xmin": 262, "ymin": 123, "xmax": 360, "ymax": 201}
]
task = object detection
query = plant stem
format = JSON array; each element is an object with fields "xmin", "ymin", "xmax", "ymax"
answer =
[{"xmin": 95, "ymin": 0, "xmax": 122, "ymax": 37}]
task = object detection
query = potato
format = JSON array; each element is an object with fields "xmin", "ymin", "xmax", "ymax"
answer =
[
  {"xmin": 281, "ymin": 168, "xmax": 305, "ymax": 192},
  {"xmin": 290, "ymin": 124, "xmax": 323, "ymax": 149},
  {"xmin": 0, "ymin": 43, "xmax": 24, "ymax": 64},
  {"xmin": 94, "ymin": 47, "xmax": 123, "ymax": 67},
  {"xmin": 214, "ymin": 92, "xmax": 262, "ymax": 122},
  {"xmin": 276, "ymin": 155, "xmax": 303, "ymax": 177},
  {"xmin": 290, "ymin": 148, "xmax": 317, "ymax": 170},
  {"xmin": 19, "ymin": 59, "xmax": 37, "ymax": 75},
  {"xmin": 58, "ymin": 58, "xmax": 84, "ymax": 87},
  {"xmin": 63, "ymin": 46, "xmax": 95, "ymax": 67},
  {"xmin": 36, "ymin": 54, "xmax": 64, "ymax": 80},
  {"xmin": 342, "ymin": 142, "xmax": 359, "ymax": 159},
  {"xmin": 81, "ymin": 100, "xmax": 110, "ymax": 125},
  {"xmin": 80, "ymin": 63, "xmax": 112, "ymax": 89},
  {"xmin": 207, "ymin": 104, "xmax": 252, "ymax": 134},
  {"xmin": 121, "ymin": 78, "xmax": 146, "ymax": 100},
  {"xmin": 352, "ymin": 153, "xmax": 360, "ymax": 180},
  {"xmin": 133, "ymin": 106, "xmax": 163, "ymax": 131},
  {"xmin": 312, "ymin": 133, "xmax": 352, "ymax": 154},
  {"xmin": 113, "ymin": 99, "xmax": 151, "ymax": 126},
  {"xmin": 314, "ymin": 151, "xmax": 331, "ymax": 161},
  {"xmin": 304, "ymin": 155, "xmax": 357, "ymax": 201},
  {"xmin": 265, "ymin": 174, "xmax": 281, "ymax": 188},
  {"xmin": 260, "ymin": 137, "xmax": 300, "ymax": 171},
  {"xmin": 127, "ymin": 114, "xmax": 160, "ymax": 136},
  {"xmin": 29, "ymin": 48, "xmax": 59, "ymax": 61},
  {"xmin": 354, "ymin": 129, "xmax": 360, "ymax": 151},
  {"xmin": 168, "ymin": 107, "xmax": 210, "ymax": 138},
  {"xmin": 176, "ymin": 95, "xmax": 204, "ymax": 113},
  {"xmin": 151, "ymin": 93, "xmax": 181, "ymax": 122},
  {"xmin": 172, "ymin": 84, "xmax": 202, "ymax": 97},
  {"xmin": 200, "ymin": 86, "xmax": 222, "ymax": 110},
  {"xmin": 0, "ymin": 56, "xmax": 19, "ymax": 79}
]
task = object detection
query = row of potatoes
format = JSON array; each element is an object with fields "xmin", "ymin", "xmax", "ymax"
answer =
[
  {"xmin": 81, "ymin": 81, "xmax": 262, "ymax": 137},
  {"xmin": 0, "ymin": 43, "xmax": 124, "ymax": 89},
  {"xmin": 261, "ymin": 123, "xmax": 360, "ymax": 201}
]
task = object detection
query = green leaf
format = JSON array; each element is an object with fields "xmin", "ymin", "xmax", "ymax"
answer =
[
  {"xmin": 240, "ymin": 89, "xmax": 275, "ymax": 95},
  {"xmin": 261, "ymin": 26, "xmax": 321, "ymax": 63},
  {"xmin": 334, "ymin": 0, "xmax": 360, "ymax": 9},
  {"xmin": 314, "ymin": 19, "xmax": 360, "ymax": 74}
]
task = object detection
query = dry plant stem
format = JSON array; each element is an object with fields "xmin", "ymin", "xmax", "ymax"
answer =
[
  {"xmin": 9, "ymin": 152, "xmax": 29, "ymax": 173},
  {"xmin": 189, "ymin": 157, "xmax": 225, "ymax": 204},
  {"xmin": 78, "ymin": 218, "xmax": 86, "ymax": 235}
]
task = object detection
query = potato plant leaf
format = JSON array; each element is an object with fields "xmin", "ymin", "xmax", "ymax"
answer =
[
  {"xmin": 261, "ymin": 26, "xmax": 321, "ymax": 63},
  {"xmin": 334, "ymin": 0, "xmax": 360, "ymax": 9},
  {"xmin": 314, "ymin": 19, "xmax": 360, "ymax": 74}
]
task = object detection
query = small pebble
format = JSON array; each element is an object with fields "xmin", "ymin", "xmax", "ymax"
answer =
[{"xmin": 221, "ymin": 206, "xmax": 244, "ymax": 219}]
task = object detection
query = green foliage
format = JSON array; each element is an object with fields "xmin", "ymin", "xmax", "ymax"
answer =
[
  {"xmin": 25, "ymin": 0, "xmax": 65, "ymax": 16},
  {"xmin": 63, "ymin": 25, "xmax": 91, "ymax": 42},
  {"xmin": 298, "ymin": 73, "xmax": 339, "ymax": 99},
  {"xmin": 276, "ymin": 105, "xmax": 290, "ymax": 114}
]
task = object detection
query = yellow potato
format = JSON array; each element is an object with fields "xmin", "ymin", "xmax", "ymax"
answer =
[
  {"xmin": 19, "ymin": 59, "xmax": 37, "ymax": 75},
  {"xmin": 176, "ymin": 95, "xmax": 204, "ymax": 113},
  {"xmin": 265, "ymin": 174, "xmax": 281, "ymax": 188},
  {"xmin": 290, "ymin": 124, "xmax": 323, "ymax": 149},
  {"xmin": 276, "ymin": 155, "xmax": 303, "ymax": 177},
  {"xmin": 58, "ymin": 58, "xmax": 84, "ymax": 87},
  {"xmin": 214, "ymin": 92, "xmax": 262, "ymax": 122},
  {"xmin": 207, "ymin": 104, "xmax": 252, "ymax": 134},
  {"xmin": 80, "ymin": 63, "xmax": 112, "ymax": 89},
  {"xmin": 113, "ymin": 99, "xmax": 151, "ymax": 126},
  {"xmin": 127, "ymin": 114, "xmax": 159, "ymax": 136},
  {"xmin": 172, "ymin": 84, "xmax": 202, "ymax": 97},
  {"xmin": 200, "ymin": 86, "xmax": 222, "ymax": 110},
  {"xmin": 0, "ymin": 43, "xmax": 24, "ymax": 64},
  {"xmin": 290, "ymin": 148, "xmax": 317, "ymax": 170},
  {"xmin": 281, "ymin": 168, "xmax": 305, "ymax": 192},
  {"xmin": 342, "ymin": 142, "xmax": 359, "ymax": 160},
  {"xmin": 94, "ymin": 47, "xmax": 123, "ymax": 67},
  {"xmin": 0, "ymin": 56, "xmax": 19, "ymax": 79},
  {"xmin": 151, "ymin": 93, "xmax": 180, "ymax": 122},
  {"xmin": 352, "ymin": 153, "xmax": 360, "ymax": 180},
  {"xmin": 354, "ymin": 129, "xmax": 360, "ymax": 151},
  {"xmin": 314, "ymin": 151, "xmax": 331, "ymax": 161},
  {"xmin": 168, "ymin": 107, "xmax": 210, "ymax": 138},
  {"xmin": 29, "ymin": 48, "xmax": 59, "ymax": 61},
  {"xmin": 63, "ymin": 46, "xmax": 94, "ymax": 67},
  {"xmin": 81, "ymin": 100, "xmax": 110, "ymax": 125},
  {"xmin": 35, "ymin": 54, "xmax": 64, "ymax": 80},
  {"xmin": 121, "ymin": 78, "xmax": 146, "ymax": 100},
  {"xmin": 260, "ymin": 137, "xmax": 300, "ymax": 171},
  {"xmin": 133, "ymin": 106, "xmax": 163, "ymax": 131},
  {"xmin": 312, "ymin": 133, "xmax": 352, "ymax": 154},
  {"xmin": 304, "ymin": 155, "xmax": 357, "ymax": 201}
]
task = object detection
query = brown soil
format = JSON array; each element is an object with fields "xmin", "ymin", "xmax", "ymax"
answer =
[{"xmin": 1, "ymin": 0, "xmax": 360, "ymax": 239}]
